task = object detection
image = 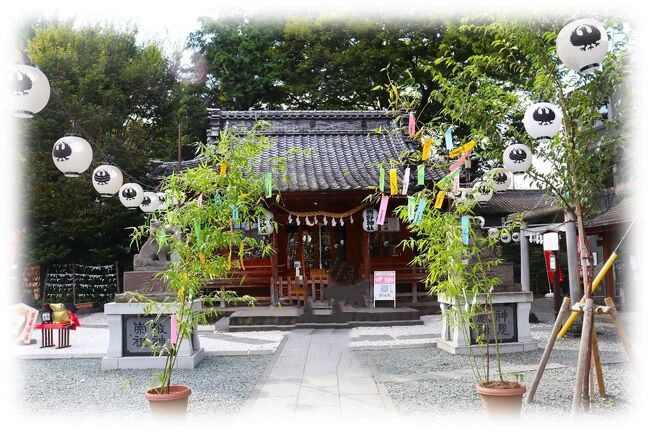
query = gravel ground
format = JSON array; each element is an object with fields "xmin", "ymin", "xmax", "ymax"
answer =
[
  {"xmin": 360, "ymin": 308, "xmax": 636, "ymax": 420},
  {"xmin": 14, "ymin": 355, "xmax": 271, "ymax": 421}
]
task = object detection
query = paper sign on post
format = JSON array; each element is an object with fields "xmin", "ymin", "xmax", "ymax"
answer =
[
  {"xmin": 374, "ymin": 271, "xmax": 396, "ymax": 307},
  {"xmin": 543, "ymin": 232, "xmax": 559, "ymax": 251}
]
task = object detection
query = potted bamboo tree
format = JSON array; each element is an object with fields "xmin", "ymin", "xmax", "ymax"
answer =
[{"xmin": 128, "ymin": 125, "xmax": 278, "ymax": 417}]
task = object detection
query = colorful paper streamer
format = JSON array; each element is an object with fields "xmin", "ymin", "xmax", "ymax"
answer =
[
  {"xmin": 232, "ymin": 206, "xmax": 239, "ymax": 221},
  {"xmin": 219, "ymin": 161, "xmax": 228, "ymax": 176},
  {"xmin": 449, "ymin": 149, "xmax": 471, "ymax": 172},
  {"xmin": 214, "ymin": 193, "xmax": 222, "ymax": 206},
  {"xmin": 264, "ymin": 172, "xmax": 273, "ymax": 198},
  {"xmin": 434, "ymin": 191, "xmax": 446, "ymax": 209},
  {"xmin": 389, "ymin": 168, "xmax": 398, "ymax": 195},
  {"xmin": 377, "ymin": 195, "xmax": 389, "ymax": 225},
  {"xmin": 417, "ymin": 164, "xmax": 425, "ymax": 185},
  {"xmin": 461, "ymin": 215, "xmax": 470, "ymax": 245},
  {"xmin": 379, "ymin": 166, "xmax": 385, "ymax": 193},
  {"xmin": 408, "ymin": 112, "xmax": 416, "ymax": 136},
  {"xmin": 170, "ymin": 314, "xmax": 178, "ymax": 344},
  {"xmin": 407, "ymin": 196, "xmax": 416, "ymax": 221},
  {"xmin": 449, "ymin": 140, "xmax": 475, "ymax": 158},
  {"xmin": 452, "ymin": 172, "xmax": 460, "ymax": 195},
  {"xmin": 402, "ymin": 167, "xmax": 411, "ymax": 195},
  {"xmin": 413, "ymin": 198, "xmax": 427, "ymax": 225},
  {"xmin": 197, "ymin": 194, "xmax": 203, "ymax": 207},
  {"xmin": 194, "ymin": 222, "xmax": 202, "ymax": 242},
  {"xmin": 436, "ymin": 168, "xmax": 460, "ymax": 188},
  {"xmin": 445, "ymin": 127, "xmax": 453, "ymax": 150},
  {"xmin": 421, "ymin": 136, "xmax": 432, "ymax": 161}
]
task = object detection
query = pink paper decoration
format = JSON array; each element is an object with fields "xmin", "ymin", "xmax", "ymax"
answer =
[
  {"xmin": 408, "ymin": 112, "xmax": 416, "ymax": 136},
  {"xmin": 170, "ymin": 314, "xmax": 178, "ymax": 344},
  {"xmin": 377, "ymin": 196, "xmax": 389, "ymax": 225}
]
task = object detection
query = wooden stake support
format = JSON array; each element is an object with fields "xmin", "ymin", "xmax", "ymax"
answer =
[{"xmin": 527, "ymin": 296, "xmax": 633, "ymax": 415}]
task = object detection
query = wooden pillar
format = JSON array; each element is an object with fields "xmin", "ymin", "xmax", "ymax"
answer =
[
  {"xmin": 361, "ymin": 230, "xmax": 370, "ymax": 280},
  {"xmin": 271, "ymin": 230, "xmax": 279, "ymax": 304},
  {"xmin": 602, "ymin": 232, "xmax": 616, "ymax": 300}
]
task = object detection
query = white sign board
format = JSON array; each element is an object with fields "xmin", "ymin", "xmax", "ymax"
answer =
[
  {"xmin": 373, "ymin": 271, "xmax": 396, "ymax": 307},
  {"xmin": 543, "ymin": 232, "xmax": 559, "ymax": 251}
]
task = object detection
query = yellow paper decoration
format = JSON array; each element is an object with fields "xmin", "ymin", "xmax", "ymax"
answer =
[
  {"xmin": 389, "ymin": 169, "xmax": 398, "ymax": 195},
  {"xmin": 422, "ymin": 136, "xmax": 433, "ymax": 161},
  {"xmin": 434, "ymin": 191, "xmax": 446, "ymax": 209},
  {"xmin": 449, "ymin": 140, "xmax": 476, "ymax": 158},
  {"xmin": 219, "ymin": 161, "xmax": 228, "ymax": 176},
  {"xmin": 239, "ymin": 242, "xmax": 245, "ymax": 270}
]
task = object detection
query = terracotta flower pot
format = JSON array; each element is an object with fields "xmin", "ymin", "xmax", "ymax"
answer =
[
  {"xmin": 145, "ymin": 385, "xmax": 192, "ymax": 418},
  {"xmin": 476, "ymin": 381, "xmax": 526, "ymax": 418}
]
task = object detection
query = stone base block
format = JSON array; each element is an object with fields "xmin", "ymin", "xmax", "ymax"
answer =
[
  {"xmin": 436, "ymin": 339, "xmax": 539, "ymax": 355},
  {"xmin": 101, "ymin": 348, "xmax": 205, "ymax": 370}
]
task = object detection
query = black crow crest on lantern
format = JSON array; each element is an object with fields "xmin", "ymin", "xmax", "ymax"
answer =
[
  {"xmin": 52, "ymin": 141, "xmax": 72, "ymax": 161},
  {"xmin": 570, "ymin": 24, "xmax": 602, "ymax": 51}
]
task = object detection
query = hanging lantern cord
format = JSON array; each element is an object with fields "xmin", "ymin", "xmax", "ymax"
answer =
[{"xmin": 45, "ymin": 82, "xmax": 157, "ymax": 190}]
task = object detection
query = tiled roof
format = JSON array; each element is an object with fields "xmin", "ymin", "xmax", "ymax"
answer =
[
  {"xmin": 585, "ymin": 195, "xmax": 635, "ymax": 228},
  {"xmin": 148, "ymin": 110, "xmax": 446, "ymax": 191},
  {"xmin": 476, "ymin": 189, "xmax": 556, "ymax": 216}
]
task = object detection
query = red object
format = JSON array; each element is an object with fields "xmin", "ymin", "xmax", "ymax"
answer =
[
  {"xmin": 544, "ymin": 251, "xmax": 564, "ymax": 283},
  {"xmin": 35, "ymin": 310, "xmax": 80, "ymax": 331}
]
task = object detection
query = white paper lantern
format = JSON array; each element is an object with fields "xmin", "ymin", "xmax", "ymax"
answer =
[
  {"xmin": 362, "ymin": 208, "xmax": 378, "ymax": 232},
  {"xmin": 119, "ymin": 183, "xmax": 144, "ymax": 209},
  {"xmin": 501, "ymin": 232, "xmax": 512, "ymax": 244},
  {"xmin": 512, "ymin": 231, "xmax": 521, "ymax": 243},
  {"xmin": 488, "ymin": 227, "xmax": 500, "ymax": 240},
  {"xmin": 476, "ymin": 216, "xmax": 486, "ymax": 228},
  {"xmin": 92, "ymin": 164, "xmax": 123, "ymax": 197},
  {"xmin": 557, "ymin": 18, "xmax": 608, "ymax": 74},
  {"xmin": 52, "ymin": 135, "xmax": 93, "ymax": 177},
  {"xmin": 524, "ymin": 102, "xmax": 563, "ymax": 142},
  {"xmin": 258, "ymin": 210, "xmax": 274, "ymax": 235},
  {"xmin": 10, "ymin": 64, "xmax": 50, "ymax": 118},
  {"xmin": 140, "ymin": 192, "xmax": 160, "ymax": 213},
  {"xmin": 487, "ymin": 168, "xmax": 512, "ymax": 192},
  {"xmin": 472, "ymin": 182, "xmax": 493, "ymax": 203},
  {"xmin": 156, "ymin": 192, "xmax": 167, "ymax": 211},
  {"xmin": 503, "ymin": 143, "xmax": 532, "ymax": 174}
]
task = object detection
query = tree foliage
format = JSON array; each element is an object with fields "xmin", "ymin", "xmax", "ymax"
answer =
[
  {"xmin": 187, "ymin": 14, "xmax": 511, "ymax": 122},
  {"xmin": 19, "ymin": 21, "xmax": 203, "ymax": 266}
]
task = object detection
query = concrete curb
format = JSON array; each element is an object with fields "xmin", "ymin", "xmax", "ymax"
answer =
[
  {"xmin": 365, "ymin": 357, "xmax": 398, "ymax": 416},
  {"xmin": 351, "ymin": 342, "xmax": 437, "ymax": 351},
  {"xmin": 238, "ymin": 333, "xmax": 289, "ymax": 416}
]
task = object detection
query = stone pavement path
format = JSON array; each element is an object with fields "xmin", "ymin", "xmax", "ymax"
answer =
[{"xmin": 242, "ymin": 328, "xmax": 395, "ymax": 418}]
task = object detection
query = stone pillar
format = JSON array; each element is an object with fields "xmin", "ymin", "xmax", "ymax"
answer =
[
  {"xmin": 564, "ymin": 210, "xmax": 581, "ymax": 304},
  {"xmin": 520, "ymin": 221, "xmax": 530, "ymax": 292}
]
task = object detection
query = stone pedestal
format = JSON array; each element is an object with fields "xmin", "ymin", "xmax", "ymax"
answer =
[
  {"xmin": 101, "ymin": 302, "xmax": 204, "ymax": 370},
  {"xmin": 437, "ymin": 292, "xmax": 537, "ymax": 355}
]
